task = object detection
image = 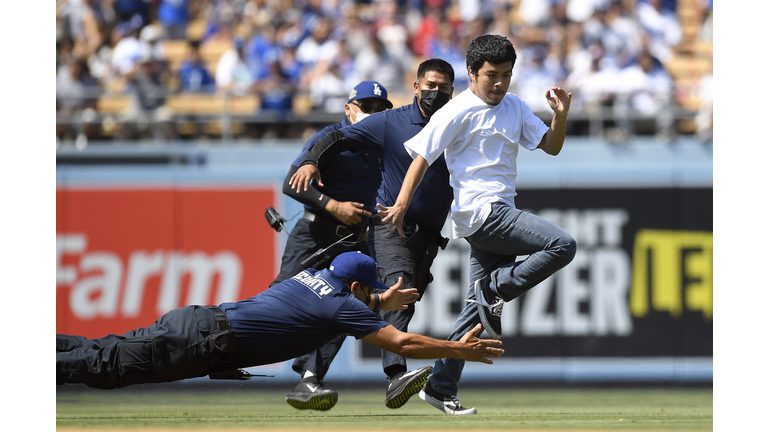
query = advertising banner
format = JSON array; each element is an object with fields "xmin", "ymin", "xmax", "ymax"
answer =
[
  {"xmin": 56, "ymin": 186, "xmax": 277, "ymax": 338},
  {"xmin": 362, "ymin": 187, "xmax": 713, "ymax": 359}
]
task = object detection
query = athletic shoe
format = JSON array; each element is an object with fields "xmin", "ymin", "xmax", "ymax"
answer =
[
  {"xmin": 467, "ymin": 276, "xmax": 504, "ymax": 339},
  {"xmin": 384, "ymin": 366, "xmax": 433, "ymax": 409},
  {"xmin": 418, "ymin": 381, "xmax": 477, "ymax": 415},
  {"xmin": 285, "ymin": 376, "xmax": 338, "ymax": 411}
]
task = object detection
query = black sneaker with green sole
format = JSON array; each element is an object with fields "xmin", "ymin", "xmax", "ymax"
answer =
[
  {"xmin": 384, "ymin": 365, "xmax": 433, "ymax": 408},
  {"xmin": 285, "ymin": 376, "xmax": 338, "ymax": 411}
]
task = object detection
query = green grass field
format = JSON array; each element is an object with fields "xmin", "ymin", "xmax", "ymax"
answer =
[{"xmin": 56, "ymin": 383, "xmax": 712, "ymax": 431}]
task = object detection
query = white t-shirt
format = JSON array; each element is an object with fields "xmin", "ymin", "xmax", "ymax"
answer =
[
  {"xmin": 215, "ymin": 48, "xmax": 252, "ymax": 96},
  {"xmin": 403, "ymin": 88, "xmax": 549, "ymax": 239}
]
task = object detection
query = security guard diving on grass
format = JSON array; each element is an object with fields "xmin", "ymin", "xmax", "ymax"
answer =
[{"xmin": 57, "ymin": 252, "xmax": 504, "ymax": 403}]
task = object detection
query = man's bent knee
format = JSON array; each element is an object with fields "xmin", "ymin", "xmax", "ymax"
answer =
[{"xmin": 557, "ymin": 235, "xmax": 577, "ymax": 266}]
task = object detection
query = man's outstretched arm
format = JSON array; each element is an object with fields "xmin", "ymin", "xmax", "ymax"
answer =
[
  {"xmin": 362, "ymin": 323, "xmax": 504, "ymax": 364},
  {"xmin": 291, "ymin": 129, "xmax": 379, "ymax": 191}
]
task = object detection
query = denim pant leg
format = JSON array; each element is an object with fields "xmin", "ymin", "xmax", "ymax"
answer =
[
  {"xmin": 428, "ymin": 240, "xmax": 516, "ymax": 396},
  {"xmin": 469, "ymin": 203, "xmax": 577, "ymax": 302},
  {"xmin": 429, "ymin": 203, "xmax": 576, "ymax": 396}
]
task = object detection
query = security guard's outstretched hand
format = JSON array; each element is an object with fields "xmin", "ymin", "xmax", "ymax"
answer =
[{"xmin": 459, "ymin": 324, "xmax": 505, "ymax": 364}]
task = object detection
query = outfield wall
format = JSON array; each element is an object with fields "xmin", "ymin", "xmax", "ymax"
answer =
[{"xmin": 56, "ymin": 137, "xmax": 713, "ymax": 384}]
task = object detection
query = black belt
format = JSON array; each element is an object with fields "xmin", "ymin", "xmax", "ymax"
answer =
[
  {"xmin": 207, "ymin": 305, "xmax": 232, "ymax": 332},
  {"xmin": 371, "ymin": 216, "xmax": 449, "ymax": 250},
  {"xmin": 303, "ymin": 209, "xmax": 355, "ymax": 238},
  {"xmin": 205, "ymin": 306, "xmax": 257, "ymax": 380},
  {"xmin": 206, "ymin": 306, "xmax": 236, "ymax": 360},
  {"xmin": 370, "ymin": 213, "xmax": 418, "ymax": 232}
]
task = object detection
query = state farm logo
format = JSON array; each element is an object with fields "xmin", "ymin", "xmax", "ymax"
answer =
[{"xmin": 57, "ymin": 233, "xmax": 243, "ymax": 320}]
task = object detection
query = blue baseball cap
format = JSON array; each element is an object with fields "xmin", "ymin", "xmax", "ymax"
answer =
[
  {"xmin": 348, "ymin": 81, "xmax": 393, "ymax": 108},
  {"xmin": 329, "ymin": 252, "xmax": 389, "ymax": 291}
]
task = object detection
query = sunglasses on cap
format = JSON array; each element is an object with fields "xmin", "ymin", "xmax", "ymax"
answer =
[{"xmin": 350, "ymin": 100, "xmax": 388, "ymax": 114}]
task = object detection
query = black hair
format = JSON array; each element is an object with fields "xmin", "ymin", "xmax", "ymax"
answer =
[
  {"xmin": 417, "ymin": 58, "xmax": 455, "ymax": 84},
  {"xmin": 341, "ymin": 277, "xmax": 372, "ymax": 294},
  {"xmin": 466, "ymin": 34, "xmax": 517, "ymax": 76}
]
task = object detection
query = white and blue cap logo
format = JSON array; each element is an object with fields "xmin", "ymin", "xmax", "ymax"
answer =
[
  {"xmin": 329, "ymin": 252, "xmax": 389, "ymax": 290},
  {"xmin": 347, "ymin": 81, "xmax": 393, "ymax": 108}
]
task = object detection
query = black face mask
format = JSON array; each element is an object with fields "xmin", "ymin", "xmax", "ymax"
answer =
[{"xmin": 419, "ymin": 89, "xmax": 451, "ymax": 118}]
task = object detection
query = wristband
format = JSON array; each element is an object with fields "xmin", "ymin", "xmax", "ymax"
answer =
[{"xmin": 372, "ymin": 293, "xmax": 380, "ymax": 311}]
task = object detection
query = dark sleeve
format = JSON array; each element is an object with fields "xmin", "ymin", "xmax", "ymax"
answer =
[
  {"xmin": 300, "ymin": 129, "xmax": 381, "ymax": 167},
  {"xmin": 281, "ymin": 165, "xmax": 332, "ymax": 210}
]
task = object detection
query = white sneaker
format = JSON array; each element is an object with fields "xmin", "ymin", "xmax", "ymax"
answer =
[{"xmin": 419, "ymin": 382, "xmax": 477, "ymax": 415}]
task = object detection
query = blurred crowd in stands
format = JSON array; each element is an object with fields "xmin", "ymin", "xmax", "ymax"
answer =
[{"xmin": 56, "ymin": 0, "xmax": 713, "ymax": 145}]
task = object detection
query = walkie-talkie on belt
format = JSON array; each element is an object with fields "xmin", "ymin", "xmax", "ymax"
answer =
[
  {"xmin": 265, "ymin": 206, "xmax": 357, "ymax": 270},
  {"xmin": 265, "ymin": 207, "xmax": 288, "ymax": 233}
]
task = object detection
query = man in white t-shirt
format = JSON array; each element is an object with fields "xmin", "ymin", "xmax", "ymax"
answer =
[{"xmin": 378, "ymin": 34, "xmax": 577, "ymax": 415}]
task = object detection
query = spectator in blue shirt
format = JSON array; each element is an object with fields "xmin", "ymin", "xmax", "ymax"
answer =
[
  {"xmin": 178, "ymin": 40, "xmax": 215, "ymax": 93},
  {"xmin": 288, "ymin": 58, "xmax": 457, "ymax": 411},
  {"xmin": 252, "ymin": 46, "xmax": 302, "ymax": 132},
  {"xmin": 58, "ymin": 252, "xmax": 505, "ymax": 391},
  {"xmin": 157, "ymin": 0, "xmax": 188, "ymax": 40}
]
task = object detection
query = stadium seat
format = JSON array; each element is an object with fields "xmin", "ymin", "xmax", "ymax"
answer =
[
  {"xmin": 96, "ymin": 95, "xmax": 131, "ymax": 114},
  {"xmin": 167, "ymin": 94, "xmax": 224, "ymax": 115},
  {"xmin": 166, "ymin": 94, "xmax": 259, "ymax": 116},
  {"xmin": 186, "ymin": 19, "xmax": 207, "ymax": 41}
]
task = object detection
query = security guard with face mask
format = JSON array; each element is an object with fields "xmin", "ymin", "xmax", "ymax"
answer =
[{"xmin": 286, "ymin": 59, "xmax": 455, "ymax": 411}]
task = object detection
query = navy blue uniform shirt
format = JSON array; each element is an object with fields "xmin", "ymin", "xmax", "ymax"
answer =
[
  {"xmin": 340, "ymin": 97, "xmax": 452, "ymax": 233},
  {"xmin": 220, "ymin": 268, "xmax": 388, "ymax": 368},
  {"xmin": 292, "ymin": 118, "xmax": 382, "ymax": 228}
]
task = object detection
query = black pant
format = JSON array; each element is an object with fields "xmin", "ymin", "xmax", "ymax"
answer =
[
  {"xmin": 291, "ymin": 333, "xmax": 348, "ymax": 380},
  {"xmin": 57, "ymin": 305, "xmax": 220, "ymax": 389},
  {"xmin": 369, "ymin": 222, "xmax": 439, "ymax": 372}
]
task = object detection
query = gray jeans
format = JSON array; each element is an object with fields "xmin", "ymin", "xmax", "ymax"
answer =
[{"xmin": 429, "ymin": 202, "xmax": 577, "ymax": 396}]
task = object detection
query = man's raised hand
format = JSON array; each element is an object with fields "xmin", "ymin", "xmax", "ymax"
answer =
[
  {"xmin": 379, "ymin": 277, "xmax": 419, "ymax": 311},
  {"xmin": 289, "ymin": 165, "xmax": 322, "ymax": 192}
]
